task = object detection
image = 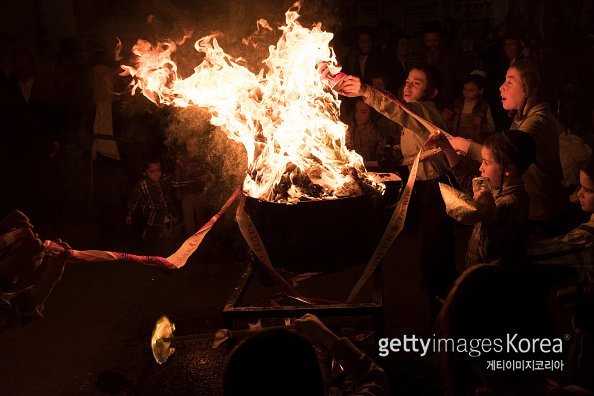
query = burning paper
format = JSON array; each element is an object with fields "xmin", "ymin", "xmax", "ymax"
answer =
[
  {"xmin": 121, "ymin": 2, "xmax": 383, "ymax": 203},
  {"xmin": 151, "ymin": 316, "xmax": 176, "ymax": 364}
]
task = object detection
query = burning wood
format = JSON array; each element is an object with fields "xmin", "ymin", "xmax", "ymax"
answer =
[{"xmin": 268, "ymin": 162, "xmax": 379, "ymax": 203}]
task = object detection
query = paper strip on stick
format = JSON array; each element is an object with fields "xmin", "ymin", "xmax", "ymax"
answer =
[
  {"xmin": 166, "ymin": 187, "xmax": 241, "ymax": 268},
  {"xmin": 372, "ymin": 88, "xmax": 453, "ymax": 139},
  {"xmin": 346, "ymin": 150, "xmax": 421, "ymax": 303},
  {"xmin": 235, "ymin": 196, "xmax": 314, "ymax": 305},
  {"xmin": 41, "ymin": 187, "xmax": 241, "ymax": 270}
]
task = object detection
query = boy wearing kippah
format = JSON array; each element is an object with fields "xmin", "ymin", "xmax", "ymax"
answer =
[{"xmin": 430, "ymin": 129, "xmax": 536, "ymax": 267}]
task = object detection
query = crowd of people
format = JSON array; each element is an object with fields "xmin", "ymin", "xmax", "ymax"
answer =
[
  {"xmin": 329, "ymin": 17, "xmax": 594, "ymax": 396},
  {"xmin": 1, "ymin": 8, "xmax": 594, "ymax": 396}
]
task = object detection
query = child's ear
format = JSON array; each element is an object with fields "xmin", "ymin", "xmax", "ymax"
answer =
[
  {"xmin": 428, "ymin": 88, "xmax": 438, "ymax": 99},
  {"xmin": 504, "ymin": 164, "xmax": 517, "ymax": 177},
  {"xmin": 479, "ymin": 88, "xmax": 484, "ymax": 95}
]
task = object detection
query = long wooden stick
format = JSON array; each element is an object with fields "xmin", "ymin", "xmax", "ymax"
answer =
[
  {"xmin": 160, "ymin": 325, "xmax": 295, "ymax": 342},
  {"xmin": 235, "ymin": 196, "xmax": 314, "ymax": 305}
]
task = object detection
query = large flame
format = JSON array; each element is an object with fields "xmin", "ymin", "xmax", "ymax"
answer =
[{"xmin": 121, "ymin": 3, "xmax": 383, "ymax": 202}]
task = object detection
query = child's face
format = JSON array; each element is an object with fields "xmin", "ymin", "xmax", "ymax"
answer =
[
  {"xmin": 355, "ymin": 100, "xmax": 371, "ymax": 125},
  {"xmin": 578, "ymin": 170, "xmax": 594, "ymax": 212},
  {"xmin": 403, "ymin": 69, "xmax": 428, "ymax": 103},
  {"xmin": 423, "ymin": 32, "xmax": 440, "ymax": 49},
  {"xmin": 463, "ymin": 82, "xmax": 482, "ymax": 101},
  {"xmin": 499, "ymin": 67, "xmax": 525, "ymax": 111},
  {"xmin": 146, "ymin": 163, "xmax": 162, "ymax": 182},
  {"xmin": 503, "ymin": 39, "xmax": 520, "ymax": 60},
  {"xmin": 358, "ymin": 33, "xmax": 372, "ymax": 55},
  {"xmin": 479, "ymin": 146, "xmax": 502, "ymax": 188}
]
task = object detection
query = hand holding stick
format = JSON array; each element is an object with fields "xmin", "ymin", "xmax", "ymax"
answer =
[
  {"xmin": 425, "ymin": 131, "xmax": 463, "ymax": 168},
  {"xmin": 150, "ymin": 314, "xmax": 295, "ymax": 364},
  {"xmin": 294, "ymin": 313, "xmax": 338, "ymax": 350}
]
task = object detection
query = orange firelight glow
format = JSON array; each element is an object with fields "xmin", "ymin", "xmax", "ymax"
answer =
[{"xmin": 120, "ymin": 2, "xmax": 383, "ymax": 202}]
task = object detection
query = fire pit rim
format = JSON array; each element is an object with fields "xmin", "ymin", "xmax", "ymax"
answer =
[{"xmin": 242, "ymin": 190, "xmax": 386, "ymax": 206}]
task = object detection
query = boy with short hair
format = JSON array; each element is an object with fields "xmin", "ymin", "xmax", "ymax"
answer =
[
  {"xmin": 126, "ymin": 158, "xmax": 176, "ymax": 248},
  {"xmin": 430, "ymin": 130, "xmax": 536, "ymax": 267},
  {"xmin": 338, "ymin": 64, "xmax": 457, "ymax": 318},
  {"xmin": 527, "ymin": 159, "xmax": 594, "ymax": 282},
  {"xmin": 526, "ymin": 157, "xmax": 594, "ymax": 392}
]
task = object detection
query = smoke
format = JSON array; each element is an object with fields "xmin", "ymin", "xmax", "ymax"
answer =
[
  {"xmin": 166, "ymin": 106, "xmax": 247, "ymax": 202},
  {"xmin": 107, "ymin": 0, "xmax": 348, "ymax": 256}
]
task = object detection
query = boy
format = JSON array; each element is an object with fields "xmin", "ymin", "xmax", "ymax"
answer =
[
  {"xmin": 338, "ymin": 65, "xmax": 456, "ymax": 318},
  {"xmin": 430, "ymin": 130, "xmax": 536, "ymax": 267},
  {"xmin": 126, "ymin": 158, "xmax": 176, "ymax": 248},
  {"xmin": 527, "ymin": 158, "xmax": 594, "ymax": 281},
  {"xmin": 526, "ymin": 157, "xmax": 594, "ymax": 391}
]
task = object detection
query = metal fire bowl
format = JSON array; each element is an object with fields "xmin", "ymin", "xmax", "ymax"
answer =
[{"xmin": 244, "ymin": 183, "xmax": 400, "ymax": 273}]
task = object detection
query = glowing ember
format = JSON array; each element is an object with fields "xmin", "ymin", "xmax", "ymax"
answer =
[
  {"xmin": 151, "ymin": 316, "xmax": 176, "ymax": 364},
  {"xmin": 248, "ymin": 319, "xmax": 262, "ymax": 330},
  {"xmin": 121, "ymin": 2, "xmax": 383, "ymax": 202}
]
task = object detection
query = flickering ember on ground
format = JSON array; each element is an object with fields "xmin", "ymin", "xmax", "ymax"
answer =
[{"xmin": 151, "ymin": 316, "xmax": 176, "ymax": 364}]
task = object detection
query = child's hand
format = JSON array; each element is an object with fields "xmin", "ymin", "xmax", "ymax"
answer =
[
  {"xmin": 295, "ymin": 313, "xmax": 338, "ymax": 350},
  {"xmin": 125, "ymin": 215, "xmax": 132, "ymax": 225},
  {"xmin": 335, "ymin": 75, "xmax": 368, "ymax": 97},
  {"xmin": 425, "ymin": 131, "xmax": 451, "ymax": 150},
  {"xmin": 473, "ymin": 190, "xmax": 497, "ymax": 223}
]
